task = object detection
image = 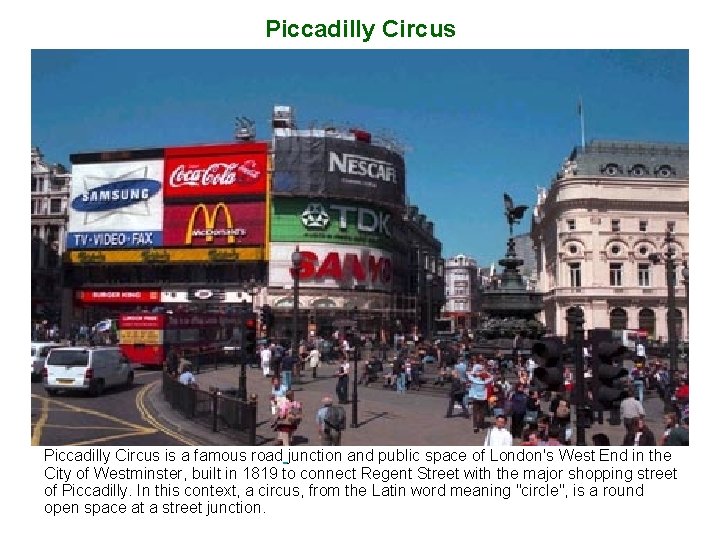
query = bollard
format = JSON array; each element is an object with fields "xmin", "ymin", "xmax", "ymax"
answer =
[{"xmin": 210, "ymin": 387, "xmax": 219, "ymax": 432}]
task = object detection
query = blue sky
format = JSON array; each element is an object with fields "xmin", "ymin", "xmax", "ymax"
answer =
[{"xmin": 31, "ymin": 50, "xmax": 688, "ymax": 265}]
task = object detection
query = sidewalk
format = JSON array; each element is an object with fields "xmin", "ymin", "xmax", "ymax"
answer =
[{"xmin": 146, "ymin": 361, "xmax": 667, "ymax": 446}]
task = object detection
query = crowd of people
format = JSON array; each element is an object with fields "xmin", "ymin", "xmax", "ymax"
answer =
[{"xmin": 162, "ymin": 328, "xmax": 690, "ymax": 447}]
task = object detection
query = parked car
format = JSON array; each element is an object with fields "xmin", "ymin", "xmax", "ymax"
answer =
[
  {"xmin": 43, "ymin": 346, "xmax": 134, "ymax": 396},
  {"xmin": 31, "ymin": 342, "xmax": 63, "ymax": 381}
]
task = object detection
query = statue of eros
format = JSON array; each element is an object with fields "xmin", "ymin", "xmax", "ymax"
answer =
[{"xmin": 503, "ymin": 193, "xmax": 528, "ymax": 236}]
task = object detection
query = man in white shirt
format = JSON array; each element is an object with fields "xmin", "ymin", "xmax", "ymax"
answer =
[
  {"xmin": 260, "ymin": 345, "xmax": 272, "ymax": 377},
  {"xmin": 484, "ymin": 415, "xmax": 513, "ymax": 447},
  {"xmin": 308, "ymin": 347, "xmax": 321, "ymax": 378}
]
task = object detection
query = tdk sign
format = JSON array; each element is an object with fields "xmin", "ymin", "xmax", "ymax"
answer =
[
  {"xmin": 301, "ymin": 202, "xmax": 392, "ymax": 237},
  {"xmin": 71, "ymin": 178, "xmax": 162, "ymax": 212}
]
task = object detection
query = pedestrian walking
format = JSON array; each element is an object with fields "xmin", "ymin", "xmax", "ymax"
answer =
[
  {"xmin": 308, "ymin": 347, "xmax": 321, "ymax": 378},
  {"xmin": 335, "ymin": 365, "xmax": 349, "ymax": 404},
  {"xmin": 273, "ymin": 390, "xmax": 302, "ymax": 446},
  {"xmin": 483, "ymin": 415, "xmax": 513, "ymax": 446},
  {"xmin": 619, "ymin": 391, "xmax": 645, "ymax": 432},
  {"xmin": 509, "ymin": 384, "xmax": 528, "ymax": 439},
  {"xmin": 260, "ymin": 344, "xmax": 272, "ymax": 377},
  {"xmin": 280, "ymin": 350, "xmax": 296, "ymax": 391},
  {"xmin": 446, "ymin": 370, "xmax": 469, "ymax": 418},
  {"xmin": 316, "ymin": 396, "xmax": 346, "ymax": 445},
  {"xmin": 467, "ymin": 364, "xmax": 493, "ymax": 433},
  {"xmin": 393, "ymin": 355, "xmax": 406, "ymax": 394},
  {"xmin": 622, "ymin": 417, "xmax": 656, "ymax": 446}
]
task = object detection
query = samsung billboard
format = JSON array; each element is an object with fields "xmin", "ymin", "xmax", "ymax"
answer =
[{"xmin": 66, "ymin": 159, "xmax": 164, "ymax": 249}]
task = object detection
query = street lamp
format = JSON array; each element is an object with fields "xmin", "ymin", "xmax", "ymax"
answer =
[
  {"xmin": 649, "ymin": 229, "xmax": 679, "ymax": 382},
  {"xmin": 351, "ymin": 338, "xmax": 359, "ymax": 429},
  {"xmin": 566, "ymin": 306, "xmax": 587, "ymax": 445},
  {"xmin": 682, "ymin": 262, "xmax": 689, "ymax": 339},
  {"xmin": 240, "ymin": 278, "xmax": 260, "ymax": 311},
  {"xmin": 426, "ymin": 272, "xmax": 434, "ymax": 340},
  {"xmin": 237, "ymin": 278, "xmax": 261, "ymax": 401},
  {"xmin": 290, "ymin": 246, "xmax": 303, "ymax": 361}
]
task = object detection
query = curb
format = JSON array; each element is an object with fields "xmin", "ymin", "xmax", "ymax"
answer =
[{"xmin": 143, "ymin": 381, "xmax": 233, "ymax": 446}]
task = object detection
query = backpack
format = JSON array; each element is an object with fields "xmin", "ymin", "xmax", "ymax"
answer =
[
  {"xmin": 511, "ymin": 392, "xmax": 528, "ymax": 414},
  {"xmin": 286, "ymin": 401, "xmax": 303, "ymax": 427},
  {"xmin": 324, "ymin": 405, "xmax": 346, "ymax": 431}
]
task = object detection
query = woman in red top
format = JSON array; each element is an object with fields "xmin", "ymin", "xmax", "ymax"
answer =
[{"xmin": 274, "ymin": 390, "xmax": 302, "ymax": 446}]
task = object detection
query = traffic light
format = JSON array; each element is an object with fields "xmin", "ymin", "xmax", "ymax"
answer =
[
  {"xmin": 241, "ymin": 313, "xmax": 258, "ymax": 364},
  {"xmin": 594, "ymin": 342, "xmax": 629, "ymax": 409},
  {"xmin": 531, "ymin": 339, "xmax": 565, "ymax": 391},
  {"xmin": 260, "ymin": 304, "xmax": 273, "ymax": 334}
]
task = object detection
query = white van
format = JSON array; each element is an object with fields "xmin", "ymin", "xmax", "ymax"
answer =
[
  {"xmin": 31, "ymin": 342, "xmax": 63, "ymax": 380},
  {"xmin": 43, "ymin": 347, "xmax": 134, "ymax": 396}
]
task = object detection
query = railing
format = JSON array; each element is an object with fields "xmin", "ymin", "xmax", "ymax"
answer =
[{"xmin": 161, "ymin": 371, "xmax": 257, "ymax": 445}]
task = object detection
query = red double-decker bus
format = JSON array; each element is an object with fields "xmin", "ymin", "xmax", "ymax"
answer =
[{"xmin": 118, "ymin": 312, "xmax": 242, "ymax": 367}]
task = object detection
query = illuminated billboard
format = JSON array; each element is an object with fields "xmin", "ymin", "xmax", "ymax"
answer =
[
  {"xmin": 273, "ymin": 137, "xmax": 405, "ymax": 207},
  {"xmin": 271, "ymin": 197, "xmax": 396, "ymax": 249},
  {"xmin": 68, "ymin": 247, "xmax": 265, "ymax": 264},
  {"xmin": 67, "ymin": 159, "xmax": 164, "ymax": 249},
  {"xmin": 163, "ymin": 201, "xmax": 266, "ymax": 248},
  {"xmin": 269, "ymin": 242, "xmax": 393, "ymax": 291},
  {"xmin": 164, "ymin": 142, "xmax": 268, "ymax": 199}
]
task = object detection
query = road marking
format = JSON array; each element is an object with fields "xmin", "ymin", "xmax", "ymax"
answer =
[
  {"xmin": 31, "ymin": 393, "xmax": 150, "ymax": 431},
  {"xmin": 136, "ymin": 381, "xmax": 198, "ymax": 446},
  {"xmin": 68, "ymin": 431, "xmax": 156, "ymax": 446},
  {"xmin": 31, "ymin": 396, "xmax": 49, "ymax": 446},
  {"xmin": 41, "ymin": 424, "xmax": 144, "ymax": 431},
  {"xmin": 133, "ymin": 371, "xmax": 161, "ymax": 378}
]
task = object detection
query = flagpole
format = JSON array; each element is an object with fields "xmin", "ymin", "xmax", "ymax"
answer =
[{"xmin": 579, "ymin": 97, "xmax": 586, "ymax": 149}]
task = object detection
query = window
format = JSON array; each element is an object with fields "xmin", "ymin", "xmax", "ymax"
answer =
[
  {"xmin": 638, "ymin": 308, "xmax": 656, "ymax": 338},
  {"xmin": 567, "ymin": 219, "xmax": 576, "ymax": 231},
  {"xmin": 611, "ymin": 219, "xmax": 620, "ymax": 232},
  {"xmin": 610, "ymin": 263, "xmax": 623, "ymax": 286},
  {"xmin": 50, "ymin": 199, "xmax": 62, "ymax": 214},
  {"xmin": 667, "ymin": 221, "xmax": 676, "ymax": 233},
  {"xmin": 639, "ymin": 220, "xmax": 648, "ymax": 232},
  {"xmin": 569, "ymin": 263, "xmax": 581, "ymax": 287},
  {"xmin": 610, "ymin": 308, "xmax": 628, "ymax": 330},
  {"xmin": 32, "ymin": 176, "xmax": 44, "ymax": 192},
  {"xmin": 31, "ymin": 199, "xmax": 42, "ymax": 215},
  {"xmin": 638, "ymin": 263, "xmax": 650, "ymax": 287}
]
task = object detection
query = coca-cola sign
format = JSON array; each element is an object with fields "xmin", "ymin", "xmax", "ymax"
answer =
[{"xmin": 164, "ymin": 142, "xmax": 268, "ymax": 198}]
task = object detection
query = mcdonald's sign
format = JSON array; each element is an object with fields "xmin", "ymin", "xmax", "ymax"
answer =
[
  {"xmin": 185, "ymin": 202, "xmax": 242, "ymax": 244},
  {"xmin": 163, "ymin": 201, "xmax": 266, "ymax": 248}
]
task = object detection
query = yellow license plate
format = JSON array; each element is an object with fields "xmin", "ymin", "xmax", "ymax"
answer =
[{"xmin": 56, "ymin": 379, "xmax": 74, "ymax": 384}]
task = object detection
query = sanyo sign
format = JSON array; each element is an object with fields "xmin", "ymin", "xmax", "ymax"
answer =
[{"xmin": 328, "ymin": 152, "xmax": 397, "ymax": 184}]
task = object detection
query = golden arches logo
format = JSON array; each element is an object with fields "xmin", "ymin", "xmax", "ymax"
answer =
[{"xmin": 185, "ymin": 203, "xmax": 236, "ymax": 244}]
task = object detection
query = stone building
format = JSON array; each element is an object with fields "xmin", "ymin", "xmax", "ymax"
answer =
[
  {"xmin": 531, "ymin": 140, "xmax": 688, "ymax": 340},
  {"xmin": 31, "ymin": 146, "xmax": 71, "ymax": 322}
]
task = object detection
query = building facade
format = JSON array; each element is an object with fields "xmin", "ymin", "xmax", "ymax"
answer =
[
  {"xmin": 531, "ymin": 140, "xmax": 689, "ymax": 340},
  {"xmin": 56, "ymin": 106, "xmax": 443, "ymax": 341},
  {"xmin": 31, "ymin": 147, "xmax": 71, "ymax": 322},
  {"xmin": 442, "ymin": 254, "xmax": 480, "ymax": 331},
  {"xmin": 267, "ymin": 107, "xmax": 443, "ymax": 340}
]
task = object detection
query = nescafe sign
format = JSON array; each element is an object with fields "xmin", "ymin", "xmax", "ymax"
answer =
[{"xmin": 292, "ymin": 250, "xmax": 392, "ymax": 284}]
